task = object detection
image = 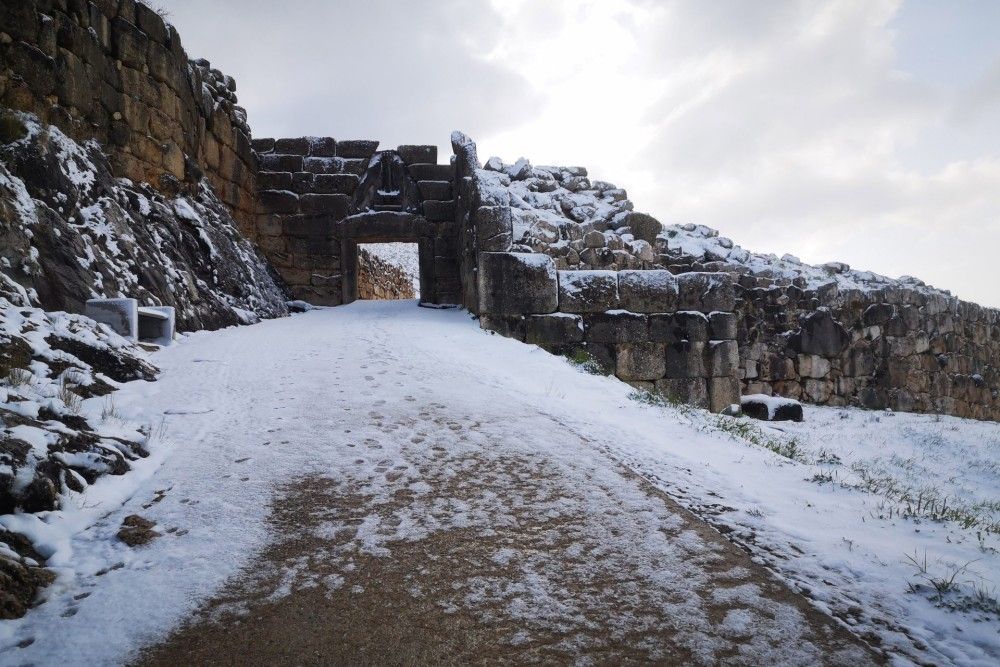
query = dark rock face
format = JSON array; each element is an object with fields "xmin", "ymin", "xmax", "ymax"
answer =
[
  {"xmin": 795, "ymin": 309, "xmax": 848, "ymax": 357},
  {"xmin": 0, "ymin": 114, "xmax": 288, "ymax": 331}
]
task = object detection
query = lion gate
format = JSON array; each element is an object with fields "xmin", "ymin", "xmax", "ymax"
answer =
[{"xmin": 252, "ymin": 137, "xmax": 460, "ymax": 306}]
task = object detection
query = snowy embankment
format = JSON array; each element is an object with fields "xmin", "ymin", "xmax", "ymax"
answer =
[{"xmin": 0, "ymin": 302, "xmax": 995, "ymax": 664}]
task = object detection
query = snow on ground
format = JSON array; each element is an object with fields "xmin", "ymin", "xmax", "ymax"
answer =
[{"xmin": 0, "ymin": 302, "xmax": 996, "ymax": 664}]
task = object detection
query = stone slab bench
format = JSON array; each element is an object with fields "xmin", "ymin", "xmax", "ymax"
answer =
[{"xmin": 85, "ymin": 299, "xmax": 175, "ymax": 345}]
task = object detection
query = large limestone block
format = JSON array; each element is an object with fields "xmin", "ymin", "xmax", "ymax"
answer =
[
  {"xmin": 796, "ymin": 309, "xmax": 848, "ymax": 357},
  {"xmin": 618, "ymin": 270, "xmax": 678, "ymax": 313},
  {"xmin": 665, "ymin": 340, "xmax": 706, "ymax": 378},
  {"xmin": 583, "ymin": 312, "xmax": 648, "ymax": 343},
  {"xmin": 616, "ymin": 343, "xmax": 667, "ymax": 381},
  {"xmin": 625, "ymin": 212, "xmax": 662, "ymax": 243},
  {"xmin": 677, "ymin": 272, "xmax": 735, "ymax": 313},
  {"xmin": 558, "ymin": 271, "xmax": 619, "ymax": 313},
  {"xmin": 656, "ymin": 378, "xmax": 708, "ymax": 409},
  {"xmin": 478, "ymin": 253, "xmax": 558, "ymax": 315},
  {"xmin": 525, "ymin": 314, "xmax": 584, "ymax": 346},
  {"xmin": 708, "ymin": 377, "xmax": 741, "ymax": 413},
  {"xmin": 707, "ymin": 340, "xmax": 739, "ymax": 378}
]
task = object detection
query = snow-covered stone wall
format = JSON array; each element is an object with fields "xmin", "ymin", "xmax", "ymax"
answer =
[
  {"xmin": 0, "ymin": 111, "xmax": 287, "ymax": 330},
  {"xmin": 253, "ymin": 137, "xmax": 459, "ymax": 306},
  {"xmin": 457, "ymin": 138, "xmax": 740, "ymax": 413},
  {"xmin": 463, "ymin": 140, "xmax": 1000, "ymax": 421},
  {"xmin": 0, "ymin": 0, "xmax": 257, "ymax": 233},
  {"xmin": 357, "ymin": 246, "xmax": 417, "ymax": 301}
]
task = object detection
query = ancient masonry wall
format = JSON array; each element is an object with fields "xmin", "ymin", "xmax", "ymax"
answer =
[
  {"xmin": 736, "ymin": 279, "xmax": 1000, "ymax": 421},
  {"xmin": 0, "ymin": 0, "xmax": 256, "ymax": 233},
  {"xmin": 252, "ymin": 137, "xmax": 459, "ymax": 306},
  {"xmin": 451, "ymin": 137, "xmax": 741, "ymax": 413},
  {"xmin": 357, "ymin": 248, "xmax": 416, "ymax": 301}
]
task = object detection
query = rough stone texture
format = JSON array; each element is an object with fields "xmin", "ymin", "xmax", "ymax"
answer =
[
  {"xmin": 616, "ymin": 343, "xmax": 666, "ymax": 381},
  {"xmin": 0, "ymin": 114, "xmax": 287, "ymax": 330},
  {"xmin": 736, "ymin": 281, "xmax": 1000, "ymax": 421},
  {"xmin": 525, "ymin": 314, "xmax": 584, "ymax": 347},
  {"xmin": 357, "ymin": 248, "xmax": 416, "ymax": 301},
  {"xmin": 557, "ymin": 271, "xmax": 619, "ymax": 313},
  {"xmin": 618, "ymin": 271, "xmax": 678, "ymax": 313},
  {"xmin": 0, "ymin": 2, "xmax": 258, "ymax": 234},
  {"xmin": 478, "ymin": 253, "xmax": 558, "ymax": 316},
  {"xmin": 254, "ymin": 139, "xmax": 459, "ymax": 307}
]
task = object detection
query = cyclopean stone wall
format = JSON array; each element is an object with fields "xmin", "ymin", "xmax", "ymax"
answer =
[
  {"xmin": 252, "ymin": 136, "xmax": 458, "ymax": 306},
  {"xmin": 0, "ymin": 0, "xmax": 257, "ymax": 232},
  {"xmin": 735, "ymin": 278, "xmax": 1000, "ymax": 421},
  {"xmin": 451, "ymin": 134, "xmax": 740, "ymax": 412},
  {"xmin": 357, "ymin": 247, "xmax": 416, "ymax": 301}
]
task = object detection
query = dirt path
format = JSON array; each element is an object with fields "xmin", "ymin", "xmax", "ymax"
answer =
[{"xmin": 139, "ymin": 397, "xmax": 880, "ymax": 666}]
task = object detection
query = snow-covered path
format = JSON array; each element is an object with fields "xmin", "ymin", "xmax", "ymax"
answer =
[{"xmin": 1, "ymin": 301, "xmax": 995, "ymax": 664}]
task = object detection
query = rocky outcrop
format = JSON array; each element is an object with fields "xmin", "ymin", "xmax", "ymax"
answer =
[
  {"xmin": 0, "ymin": 111, "xmax": 287, "ymax": 330},
  {"xmin": 0, "ymin": 0, "xmax": 258, "ymax": 232}
]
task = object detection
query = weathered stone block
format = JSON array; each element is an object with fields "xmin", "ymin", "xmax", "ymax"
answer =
[
  {"xmin": 480, "ymin": 314, "xmax": 526, "ymax": 341},
  {"xmin": 797, "ymin": 354, "xmax": 831, "ymax": 379},
  {"xmin": 796, "ymin": 309, "xmax": 848, "ymax": 357},
  {"xmin": 299, "ymin": 194, "xmax": 350, "ymax": 217},
  {"xmin": 478, "ymin": 253, "xmax": 558, "ymax": 315},
  {"xmin": 282, "ymin": 215, "xmax": 334, "ymax": 237},
  {"xmin": 616, "ymin": 343, "xmax": 666, "ymax": 381},
  {"xmin": 618, "ymin": 270, "xmax": 678, "ymax": 313},
  {"xmin": 584, "ymin": 312, "xmax": 648, "ymax": 343},
  {"xmin": 418, "ymin": 180, "xmax": 453, "ymax": 201},
  {"xmin": 672, "ymin": 312, "xmax": 709, "ymax": 342},
  {"xmin": 302, "ymin": 156, "xmax": 339, "ymax": 174},
  {"xmin": 252, "ymin": 138, "xmax": 275, "ymax": 153},
  {"xmin": 558, "ymin": 271, "xmax": 619, "ymax": 313},
  {"xmin": 525, "ymin": 314, "xmax": 584, "ymax": 346},
  {"xmin": 259, "ymin": 190, "xmax": 299, "ymax": 214},
  {"xmin": 706, "ymin": 340, "xmax": 739, "ymax": 377},
  {"xmin": 665, "ymin": 341, "xmax": 706, "ymax": 378},
  {"xmin": 291, "ymin": 171, "xmax": 314, "ymax": 194},
  {"xmin": 398, "ymin": 144, "xmax": 437, "ymax": 165},
  {"xmin": 112, "ymin": 17, "xmax": 147, "ymax": 69},
  {"xmin": 708, "ymin": 377, "xmax": 741, "ymax": 413},
  {"xmin": 313, "ymin": 174, "xmax": 359, "ymax": 195},
  {"xmin": 656, "ymin": 378, "xmax": 708, "ymax": 409},
  {"xmin": 258, "ymin": 171, "xmax": 292, "ymax": 190},
  {"xmin": 337, "ymin": 139, "xmax": 379, "ymax": 159},
  {"xmin": 648, "ymin": 314, "xmax": 678, "ymax": 343},
  {"xmin": 274, "ymin": 137, "xmax": 311, "ymax": 155},
  {"xmin": 261, "ymin": 154, "xmax": 303, "ymax": 172},
  {"xmin": 308, "ymin": 137, "xmax": 337, "ymax": 157},
  {"xmin": 625, "ymin": 212, "xmax": 662, "ymax": 243},
  {"xmin": 741, "ymin": 395, "xmax": 804, "ymax": 422},
  {"xmin": 424, "ymin": 200, "xmax": 455, "ymax": 222},
  {"xmin": 709, "ymin": 312, "xmax": 737, "ymax": 340},
  {"xmin": 475, "ymin": 206, "xmax": 512, "ymax": 240},
  {"xmin": 677, "ymin": 272, "xmax": 735, "ymax": 313},
  {"xmin": 409, "ymin": 163, "xmax": 452, "ymax": 181}
]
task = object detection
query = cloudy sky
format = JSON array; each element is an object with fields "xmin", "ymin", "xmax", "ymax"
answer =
[{"xmin": 160, "ymin": 0, "xmax": 1000, "ymax": 307}]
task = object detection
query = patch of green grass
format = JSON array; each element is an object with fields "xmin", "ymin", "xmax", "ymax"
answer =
[
  {"xmin": 562, "ymin": 347, "xmax": 609, "ymax": 376},
  {"xmin": 855, "ymin": 463, "xmax": 1000, "ymax": 536},
  {"xmin": 626, "ymin": 389, "xmax": 670, "ymax": 407},
  {"xmin": 904, "ymin": 550, "xmax": 1000, "ymax": 617},
  {"xmin": 711, "ymin": 416, "xmax": 811, "ymax": 464}
]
